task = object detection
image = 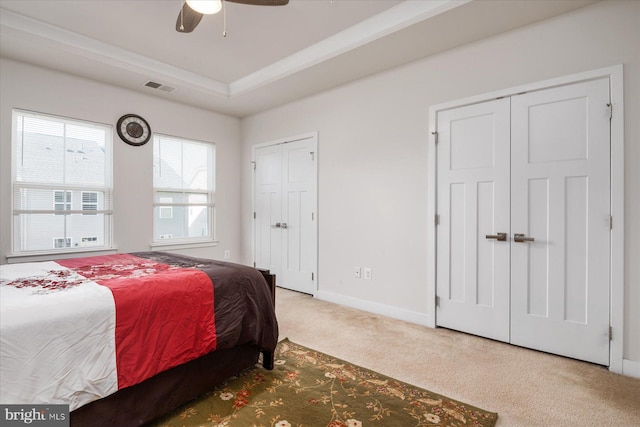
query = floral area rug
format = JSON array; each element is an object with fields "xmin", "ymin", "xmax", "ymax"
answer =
[{"xmin": 149, "ymin": 339, "xmax": 498, "ymax": 427}]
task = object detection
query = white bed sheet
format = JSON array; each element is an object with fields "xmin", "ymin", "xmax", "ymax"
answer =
[{"xmin": 0, "ymin": 261, "xmax": 118, "ymax": 410}]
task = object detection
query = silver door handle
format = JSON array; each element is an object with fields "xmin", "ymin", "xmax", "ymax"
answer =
[
  {"xmin": 485, "ymin": 232, "xmax": 507, "ymax": 241},
  {"xmin": 280, "ymin": 222, "xmax": 288, "ymax": 229},
  {"xmin": 272, "ymin": 223, "xmax": 281, "ymax": 228},
  {"xmin": 514, "ymin": 233, "xmax": 534, "ymax": 242}
]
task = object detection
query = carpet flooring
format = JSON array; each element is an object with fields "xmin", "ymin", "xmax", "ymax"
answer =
[{"xmin": 275, "ymin": 288, "xmax": 640, "ymax": 426}]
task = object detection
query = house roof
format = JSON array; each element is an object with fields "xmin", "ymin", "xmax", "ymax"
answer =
[{"xmin": 0, "ymin": 0, "xmax": 597, "ymax": 118}]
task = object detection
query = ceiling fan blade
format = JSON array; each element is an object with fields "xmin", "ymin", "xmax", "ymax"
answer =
[
  {"xmin": 226, "ymin": 0, "xmax": 289, "ymax": 5},
  {"xmin": 175, "ymin": 2, "xmax": 204, "ymax": 33}
]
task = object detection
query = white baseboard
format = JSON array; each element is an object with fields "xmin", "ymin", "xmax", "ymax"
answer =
[
  {"xmin": 622, "ymin": 358, "xmax": 640, "ymax": 378},
  {"xmin": 316, "ymin": 289, "xmax": 431, "ymax": 327}
]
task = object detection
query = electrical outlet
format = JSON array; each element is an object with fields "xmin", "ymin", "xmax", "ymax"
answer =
[
  {"xmin": 354, "ymin": 267, "xmax": 362, "ymax": 279},
  {"xmin": 363, "ymin": 268, "xmax": 372, "ymax": 280},
  {"xmin": 224, "ymin": 250, "xmax": 230, "ymax": 259}
]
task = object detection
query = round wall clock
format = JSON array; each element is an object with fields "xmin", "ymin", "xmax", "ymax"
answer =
[{"xmin": 117, "ymin": 114, "xmax": 151, "ymax": 146}]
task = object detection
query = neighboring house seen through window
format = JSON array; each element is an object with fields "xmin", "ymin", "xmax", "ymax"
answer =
[
  {"xmin": 82, "ymin": 191, "xmax": 99, "ymax": 214},
  {"xmin": 11, "ymin": 110, "xmax": 113, "ymax": 254},
  {"xmin": 53, "ymin": 237, "xmax": 72, "ymax": 249},
  {"xmin": 53, "ymin": 190, "xmax": 72, "ymax": 214},
  {"xmin": 153, "ymin": 134, "xmax": 215, "ymax": 244}
]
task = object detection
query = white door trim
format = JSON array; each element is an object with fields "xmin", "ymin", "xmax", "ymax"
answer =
[
  {"xmin": 427, "ymin": 65, "xmax": 624, "ymax": 373},
  {"xmin": 251, "ymin": 131, "xmax": 319, "ymax": 297}
]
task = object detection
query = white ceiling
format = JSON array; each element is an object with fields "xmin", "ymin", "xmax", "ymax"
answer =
[{"xmin": 0, "ymin": 0, "xmax": 597, "ymax": 118}]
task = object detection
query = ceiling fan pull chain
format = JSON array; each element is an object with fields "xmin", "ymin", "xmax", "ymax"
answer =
[{"xmin": 223, "ymin": 0, "xmax": 227, "ymax": 37}]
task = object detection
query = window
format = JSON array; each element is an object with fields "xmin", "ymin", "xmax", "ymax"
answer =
[
  {"xmin": 53, "ymin": 237, "xmax": 72, "ymax": 249},
  {"xmin": 54, "ymin": 190, "xmax": 72, "ymax": 214},
  {"xmin": 153, "ymin": 134, "xmax": 215, "ymax": 243},
  {"xmin": 81, "ymin": 236, "xmax": 98, "ymax": 247},
  {"xmin": 82, "ymin": 191, "xmax": 98, "ymax": 214},
  {"xmin": 12, "ymin": 110, "xmax": 112, "ymax": 254}
]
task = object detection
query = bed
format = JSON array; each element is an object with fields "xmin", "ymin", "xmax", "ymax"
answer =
[{"xmin": 0, "ymin": 251, "xmax": 278, "ymax": 427}]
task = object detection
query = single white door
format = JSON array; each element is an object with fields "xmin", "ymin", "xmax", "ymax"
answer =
[
  {"xmin": 254, "ymin": 136, "xmax": 317, "ymax": 295},
  {"xmin": 436, "ymin": 98, "xmax": 511, "ymax": 342},
  {"xmin": 510, "ymin": 79, "xmax": 611, "ymax": 365}
]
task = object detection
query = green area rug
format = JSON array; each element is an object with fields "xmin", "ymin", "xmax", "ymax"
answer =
[{"xmin": 150, "ymin": 339, "xmax": 498, "ymax": 427}]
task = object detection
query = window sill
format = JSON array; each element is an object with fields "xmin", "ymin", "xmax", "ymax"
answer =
[
  {"xmin": 6, "ymin": 247, "xmax": 118, "ymax": 264},
  {"xmin": 149, "ymin": 240, "xmax": 219, "ymax": 251}
]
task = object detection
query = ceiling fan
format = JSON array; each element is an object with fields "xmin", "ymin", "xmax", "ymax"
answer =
[{"xmin": 176, "ymin": 0, "xmax": 289, "ymax": 34}]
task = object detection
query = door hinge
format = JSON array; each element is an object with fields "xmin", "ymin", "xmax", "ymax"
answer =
[
  {"xmin": 432, "ymin": 131, "xmax": 439, "ymax": 144},
  {"xmin": 435, "ymin": 214, "xmax": 440, "ymax": 226},
  {"xmin": 251, "ymin": 161, "xmax": 256, "ymax": 170},
  {"xmin": 609, "ymin": 326, "xmax": 613, "ymax": 341},
  {"xmin": 311, "ymin": 272, "xmax": 314, "ymax": 281},
  {"xmin": 253, "ymin": 212, "xmax": 256, "ymax": 219},
  {"xmin": 310, "ymin": 151, "xmax": 315, "ymax": 161},
  {"xmin": 610, "ymin": 215, "xmax": 613, "ymax": 230},
  {"xmin": 435, "ymin": 295, "xmax": 440, "ymax": 306},
  {"xmin": 253, "ymin": 262, "xmax": 256, "ymax": 268},
  {"xmin": 312, "ymin": 212, "xmax": 315, "ymax": 221},
  {"xmin": 607, "ymin": 103, "xmax": 613, "ymax": 119}
]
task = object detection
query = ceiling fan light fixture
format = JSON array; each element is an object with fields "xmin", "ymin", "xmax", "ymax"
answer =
[{"xmin": 186, "ymin": 0, "xmax": 222, "ymax": 15}]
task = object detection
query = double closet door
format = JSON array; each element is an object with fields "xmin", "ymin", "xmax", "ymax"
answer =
[
  {"xmin": 254, "ymin": 135, "xmax": 317, "ymax": 295},
  {"xmin": 436, "ymin": 78, "xmax": 611, "ymax": 365}
]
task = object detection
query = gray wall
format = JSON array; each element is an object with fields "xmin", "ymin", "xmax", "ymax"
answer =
[
  {"xmin": 240, "ymin": 1, "xmax": 640, "ymax": 369},
  {"xmin": 0, "ymin": 58, "xmax": 243, "ymax": 263}
]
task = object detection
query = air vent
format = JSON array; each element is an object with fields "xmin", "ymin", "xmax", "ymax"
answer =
[{"xmin": 144, "ymin": 81, "xmax": 175, "ymax": 93}]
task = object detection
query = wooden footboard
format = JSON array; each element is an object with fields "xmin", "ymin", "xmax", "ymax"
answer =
[
  {"xmin": 258, "ymin": 268, "xmax": 276, "ymax": 370},
  {"xmin": 258, "ymin": 268, "xmax": 276, "ymax": 306}
]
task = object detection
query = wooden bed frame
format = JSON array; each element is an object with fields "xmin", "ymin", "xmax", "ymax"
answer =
[{"xmin": 70, "ymin": 269, "xmax": 276, "ymax": 427}]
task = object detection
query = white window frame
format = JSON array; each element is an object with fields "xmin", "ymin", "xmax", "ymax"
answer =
[
  {"xmin": 11, "ymin": 109, "xmax": 113, "ymax": 256},
  {"xmin": 152, "ymin": 133, "xmax": 216, "ymax": 247}
]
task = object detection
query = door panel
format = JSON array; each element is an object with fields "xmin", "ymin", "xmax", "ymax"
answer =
[
  {"xmin": 477, "ymin": 181, "xmax": 496, "ymax": 307},
  {"xmin": 526, "ymin": 178, "xmax": 549, "ymax": 317},
  {"xmin": 436, "ymin": 98, "xmax": 511, "ymax": 342},
  {"xmin": 527, "ymin": 96, "xmax": 588, "ymax": 163},
  {"xmin": 510, "ymin": 78, "xmax": 611, "ymax": 365}
]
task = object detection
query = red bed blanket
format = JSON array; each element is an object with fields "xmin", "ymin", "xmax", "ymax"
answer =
[{"xmin": 58, "ymin": 254, "xmax": 217, "ymax": 389}]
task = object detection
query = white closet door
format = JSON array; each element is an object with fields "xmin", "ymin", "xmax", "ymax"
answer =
[
  {"xmin": 510, "ymin": 78, "xmax": 611, "ymax": 365},
  {"xmin": 254, "ymin": 136, "xmax": 317, "ymax": 295},
  {"xmin": 436, "ymin": 98, "xmax": 511, "ymax": 342},
  {"xmin": 435, "ymin": 77, "xmax": 611, "ymax": 365}
]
